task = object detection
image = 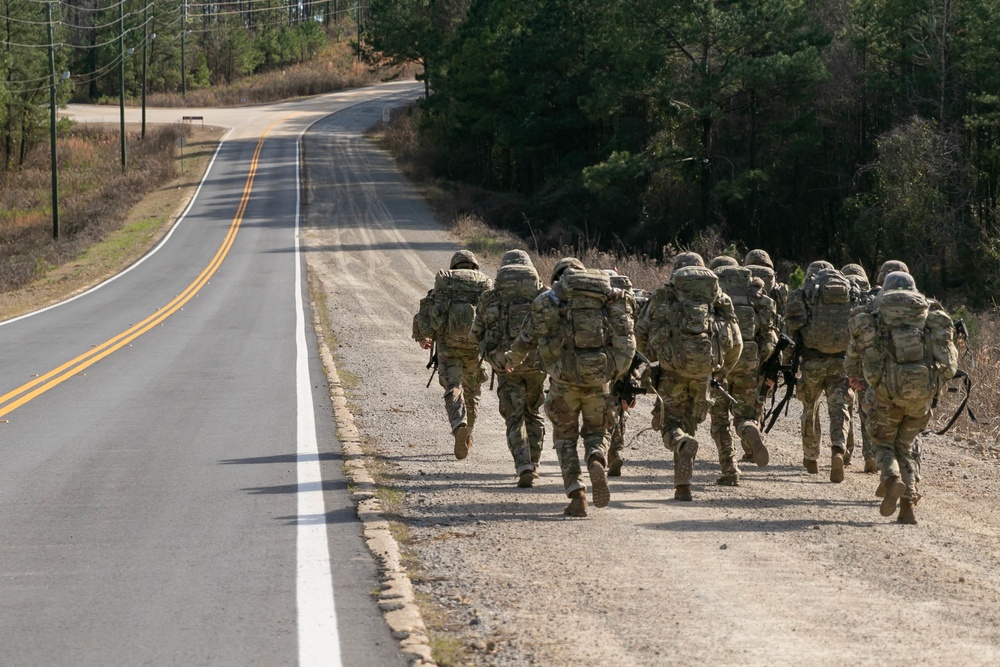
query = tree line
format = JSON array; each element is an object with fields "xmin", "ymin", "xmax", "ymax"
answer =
[
  {"xmin": 362, "ymin": 0, "xmax": 1000, "ymax": 304},
  {"xmin": 1, "ymin": 0, "xmax": 362, "ymax": 172}
]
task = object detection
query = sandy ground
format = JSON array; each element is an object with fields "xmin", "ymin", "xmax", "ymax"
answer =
[{"xmin": 301, "ymin": 108, "xmax": 1000, "ymax": 666}]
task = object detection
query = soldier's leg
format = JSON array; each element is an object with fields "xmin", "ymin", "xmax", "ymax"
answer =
[
  {"xmin": 581, "ymin": 387, "xmax": 614, "ymax": 507},
  {"xmin": 797, "ymin": 362, "xmax": 824, "ymax": 470},
  {"xmin": 436, "ymin": 351, "xmax": 467, "ymax": 431},
  {"xmin": 825, "ymin": 366, "xmax": 851, "ymax": 483},
  {"xmin": 496, "ymin": 373, "xmax": 532, "ymax": 476},
  {"xmin": 894, "ymin": 404, "xmax": 931, "ymax": 501},
  {"xmin": 709, "ymin": 382, "xmax": 736, "ymax": 462},
  {"xmin": 658, "ymin": 375, "xmax": 701, "ymax": 499},
  {"xmin": 544, "ymin": 382, "xmax": 584, "ymax": 497},
  {"xmin": 870, "ymin": 392, "xmax": 908, "ymax": 515},
  {"xmin": 524, "ymin": 372, "xmax": 547, "ymax": 466},
  {"xmin": 845, "ymin": 388, "xmax": 856, "ymax": 464},
  {"xmin": 861, "ymin": 386, "xmax": 878, "ymax": 472},
  {"xmin": 460, "ymin": 352, "xmax": 487, "ymax": 432},
  {"xmin": 732, "ymin": 371, "xmax": 768, "ymax": 468}
]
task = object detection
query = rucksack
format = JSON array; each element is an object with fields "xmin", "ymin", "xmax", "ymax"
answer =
[
  {"xmin": 717, "ymin": 266, "xmax": 761, "ymax": 370},
  {"xmin": 799, "ymin": 268, "xmax": 855, "ymax": 354},
  {"xmin": 430, "ymin": 268, "xmax": 491, "ymax": 349},
  {"xmin": 851, "ymin": 290, "xmax": 958, "ymax": 403},
  {"xmin": 535, "ymin": 269, "xmax": 623, "ymax": 387},
  {"xmin": 478, "ymin": 265, "xmax": 542, "ymax": 367},
  {"xmin": 412, "ymin": 290, "xmax": 436, "ymax": 341},
  {"xmin": 648, "ymin": 266, "xmax": 733, "ymax": 379}
]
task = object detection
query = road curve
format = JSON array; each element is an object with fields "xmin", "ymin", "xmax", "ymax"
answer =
[{"xmin": 0, "ymin": 81, "xmax": 420, "ymax": 666}]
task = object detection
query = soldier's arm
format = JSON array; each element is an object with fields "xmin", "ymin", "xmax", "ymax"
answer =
[
  {"xmin": 469, "ymin": 290, "xmax": 492, "ymax": 346},
  {"xmin": 506, "ymin": 300, "xmax": 543, "ymax": 369},
  {"xmin": 755, "ymin": 295, "xmax": 779, "ymax": 362}
]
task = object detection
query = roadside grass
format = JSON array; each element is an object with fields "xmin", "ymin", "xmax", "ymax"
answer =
[
  {"xmin": 145, "ymin": 41, "xmax": 417, "ymax": 108},
  {"xmin": 0, "ymin": 124, "xmax": 223, "ymax": 321}
]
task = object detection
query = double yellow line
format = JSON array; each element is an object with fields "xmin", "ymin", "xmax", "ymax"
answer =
[{"xmin": 0, "ymin": 124, "xmax": 276, "ymax": 419}]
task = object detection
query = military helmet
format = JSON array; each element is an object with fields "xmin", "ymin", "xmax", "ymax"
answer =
[
  {"xmin": 500, "ymin": 249, "xmax": 532, "ymax": 267},
  {"xmin": 709, "ymin": 255, "xmax": 739, "ymax": 271},
  {"xmin": 805, "ymin": 260, "xmax": 834, "ymax": 279},
  {"xmin": 881, "ymin": 271, "xmax": 917, "ymax": 292},
  {"xmin": 551, "ymin": 257, "xmax": 585, "ymax": 284},
  {"xmin": 841, "ymin": 263, "xmax": 868, "ymax": 282},
  {"xmin": 450, "ymin": 249, "xmax": 479, "ymax": 270},
  {"xmin": 671, "ymin": 251, "xmax": 705, "ymax": 271},
  {"xmin": 744, "ymin": 249, "xmax": 774, "ymax": 269},
  {"xmin": 876, "ymin": 260, "xmax": 910, "ymax": 286}
]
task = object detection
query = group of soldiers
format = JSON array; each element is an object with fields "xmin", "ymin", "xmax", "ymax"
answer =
[{"xmin": 412, "ymin": 246, "xmax": 961, "ymax": 524}]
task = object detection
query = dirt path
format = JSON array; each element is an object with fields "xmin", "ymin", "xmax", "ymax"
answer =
[{"xmin": 302, "ymin": 105, "xmax": 1000, "ymax": 666}]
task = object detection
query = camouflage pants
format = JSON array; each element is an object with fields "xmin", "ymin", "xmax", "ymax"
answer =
[
  {"xmin": 544, "ymin": 381, "xmax": 614, "ymax": 497},
  {"xmin": 798, "ymin": 355, "xmax": 850, "ymax": 460},
  {"xmin": 867, "ymin": 386, "xmax": 931, "ymax": 500},
  {"xmin": 847, "ymin": 386, "xmax": 875, "ymax": 462},
  {"xmin": 655, "ymin": 371, "xmax": 710, "ymax": 486},
  {"xmin": 437, "ymin": 345, "xmax": 486, "ymax": 433},
  {"xmin": 708, "ymin": 369, "xmax": 760, "ymax": 461},
  {"xmin": 496, "ymin": 370, "xmax": 546, "ymax": 474}
]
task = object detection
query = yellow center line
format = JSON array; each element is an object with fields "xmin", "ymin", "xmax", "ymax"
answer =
[{"xmin": 0, "ymin": 119, "xmax": 284, "ymax": 419}]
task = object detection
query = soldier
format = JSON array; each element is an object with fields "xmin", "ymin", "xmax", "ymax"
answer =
[
  {"xmin": 603, "ymin": 269, "xmax": 640, "ymax": 477},
  {"xmin": 505, "ymin": 258, "xmax": 636, "ymax": 517},
  {"xmin": 471, "ymin": 250, "xmax": 547, "ymax": 488},
  {"xmin": 636, "ymin": 252, "xmax": 742, "ymax": 501},
  {"xmin": 709, "ymin": 255, "xmax": 739, "ymax": 271},
  {"xmin": 709, "ymin": 264, "xmax": 778, "ymax": 481},
  {"xmin": 845, "ymin": 260, "xmax": 912, "ymax": 476},
  {"xmin": 846, "ymin": 272, "xmax": 958, "ymax": 524},
  {"xmin": 412, "ymin": 250, "xmax": 492, "ymax": 460},
  {"xmin": 744, "ymin": 249, "xmax": 789, "ymax": 318},
  {"xmin": 840, "ymin": 263, "xmax": 875, "ymax": 471},
  {"xmin": 784, "ymin": 261, "xmax": 857, "ymax": 482}
]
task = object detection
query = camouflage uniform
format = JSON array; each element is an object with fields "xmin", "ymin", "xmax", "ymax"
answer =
[
  {"xmin": 507, "ymin": 259, "xmax": 636, "ymax": 514},
  {"xmin": 636, "ymin": 253, "xmax": 743, "ymax": 499},
  {"xmin": 847, "ymin": 271, "xmax": 958, "ymax": 523},
  {"xmin": 708, "ymin": 267, "xmax": 778, "ymax": 478},
  {"xmin": 744, "ymin": 249, "xmax": 789, "ymax": 319},
  {"xmin": 784, "ymin": 261, "xmax": 854, "ymax": 480},
  {"xmin": 604, "ymin": 271, "xmax": 640, "ymax": 476},
  {"xmin": 840, "ymin": 263, "xmax": 875, "ymax": 469},
  {"xmin": 471, "ymin": 250, "xmax": 547, "ymax": 485},
  {"xmin": 413, "ymin": 250, "xmax": 492, "ymax": 459}
]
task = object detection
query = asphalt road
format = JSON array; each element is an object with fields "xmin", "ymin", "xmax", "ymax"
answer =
[{"xmin": 0, "ymin": 81, "xmax": 421, "ymax": 666}]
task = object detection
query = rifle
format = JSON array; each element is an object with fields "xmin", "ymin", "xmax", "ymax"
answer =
[
  {"xmin": 710, "ymin": 376, "xmax": 739, "ymax": 406},
  {"xmin": 425, "ymin": 342, "xmax": 438, "ymax": 388},
  {"xmin": 758, "ymin": 334, "xmax": 795, "ymax": 405},
  {"xmin": 763, "ymin": 333, "xmax": 802, "ymax": 434}
]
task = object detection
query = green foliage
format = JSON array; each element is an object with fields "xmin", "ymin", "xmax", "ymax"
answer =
[{"xmin": 788, "ymin": 266, "xmax": 806, "ymax": 291}]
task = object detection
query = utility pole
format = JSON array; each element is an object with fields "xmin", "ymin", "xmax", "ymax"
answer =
[
  {"xmin": 181, "ymin": 0, "xmax": 187, "ymax": 98},
  {"xmin": 47, "ymin": 0, "xmax": 59, "ymax": 239},
  {"xmin": 119, "ymin": 0, "xmax": 126, "ymax": 173},
  {"xmin": 142, "ymin": 4, "xmax": 148, "ymax": 139}
]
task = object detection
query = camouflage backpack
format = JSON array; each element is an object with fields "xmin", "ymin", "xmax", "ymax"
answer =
[
  {"xmin": 850, "ymin": 290, "xmax": 958, "ymax": 403},
  {"xmin": 717, "ymin": 266, "xmax": 763, "ymax": 370},
  {"xmin": 478, "ymin": 264, "xmax": 543, "ymax": 369},
  {"xmin": 797, "ymin": 268, "xmax": 855, "ymax": 354},
  {"xmin": 412, "ymin": 290, "xmax": 436, "ymax": 342},
  {"xmin": 537, "ymin": 269, "xmax": 629, "ymax": 387},
  {"xmin": 430, "ymin": 268, "xmax": 491, "ymax": 349},
  {"xmin": 647, "ymin": 266, "xmax": 737, "ymax": 379}
]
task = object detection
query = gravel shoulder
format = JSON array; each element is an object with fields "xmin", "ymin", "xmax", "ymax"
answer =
[{"xmin": 302, "ymin": 102, "xmax": 1000, "ymax": 666}]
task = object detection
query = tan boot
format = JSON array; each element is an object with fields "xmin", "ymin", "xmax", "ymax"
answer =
[
  {"xmin": 803, "ymin": 458, "xmax": 819, "ymax": 474},
  {"xmin": 740, "ymin": 423, "xmax": 769, "ymax": 468},
  {"xmin": 608, "ymin": 449, "xmax": 624, "ymax": 477},
  {"xmin": 563, "ymin": 489, "xmax": 588, "ymax": 517},
  {"xmin": 517, "ymin": 469, "xmax": 535, "ymax": 488},
  {"xmin": 716, "ymin": 457, "xmax": 740, "ymax": 486},
  {"xmin": 588, "ymin": 458, "xmax": 611, "ymax": 508},
  {"xmin": 875, "ymin": 477, "xmax": 887, "ymax": 498},
  {"xmin": 674, "ymin": 484, "xmax": 693, "ymax": 501},
  {"xmin": 830, "ymin": 451, "xmax": 845, "ymax": 483},
  {"xmin": 864, "ymin": 458, "xmax": 878, "ymax": 474},
  {"xmin": 453, "ymin": 424, "xmax": 470, "ymax": 460},
  {"xmin": 897, "ymin": 497, "xmax": 918, "ymax": 525},
  {"xmin": 880, "ymin": 476, "xmax": 906, "ymax": 517}
]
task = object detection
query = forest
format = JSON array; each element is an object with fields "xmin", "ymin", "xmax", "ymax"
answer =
[
  {"xmin": 0, "ymin": 0, "xmax": 363, "ymax": 170},
  {"xmin": 362, "ymin": 0, "xmax": 1000, "ymax": 303}
]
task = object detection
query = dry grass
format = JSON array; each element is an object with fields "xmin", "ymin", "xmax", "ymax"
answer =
[
  {"xmin": 146, "ymin": 42, "xmax": 417, "ymax": 108},
  {"xmin": 957, "ymin": 313, "xmax": 1000, "ymax": 443},
  {"xmin": 0, "ymin": 125, "xmax": 223, "ymax": 320}
]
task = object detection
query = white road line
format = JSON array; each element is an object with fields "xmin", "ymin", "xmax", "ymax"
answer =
[{"xmin": 295, "ymin": 132, "xmax": 342, "ymax": 666}]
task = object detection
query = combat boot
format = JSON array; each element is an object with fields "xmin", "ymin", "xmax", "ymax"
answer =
[
  {"xmin": 880, "ymin": 475, "xmax": 906, "ymax": 517},
  {"xmin": 739, "ymin": 423, "xmax": 769, "ymax": 468},
  {"xmin": 830, "ymin": 450, "xmax": 845, "ymax": 483},
  {"xmin": 875, "ymin": 476, "xmax": 887, "ymax": 498},
  {"xmin": 588, "ymin": 457, "xmax": 611, "ymax": 508},
  {"xmin": 897, "ymin": 497, "xmax": 918, "ymax": 525},
  {"xmin": 563, "ymin": 489, "xmax": 588, "ymax": 517},
  {"xmin": 803, "ymin": 458, "xmax": 819, "ymax": 474},
  {"xmin": 608, "ymin": 448, "xmax": 624, "ymax": 477},
  {"xmin": 674, "ymin": 485, "xmax": 693, "ymax": 501},
  {"xmin": 517, "ymin": 469, "xmax": 535, "ymax": 488},
  {"xmin": 716, "ymin": 457, "xmax": 740, "ymax": 486},
  {"xmin": 453, "ymin": 424, "xmax": 471, "ymax": 460},
  {"xmin": 864, "ymin": 458, "xmax": 878, "ymax": 474}
]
